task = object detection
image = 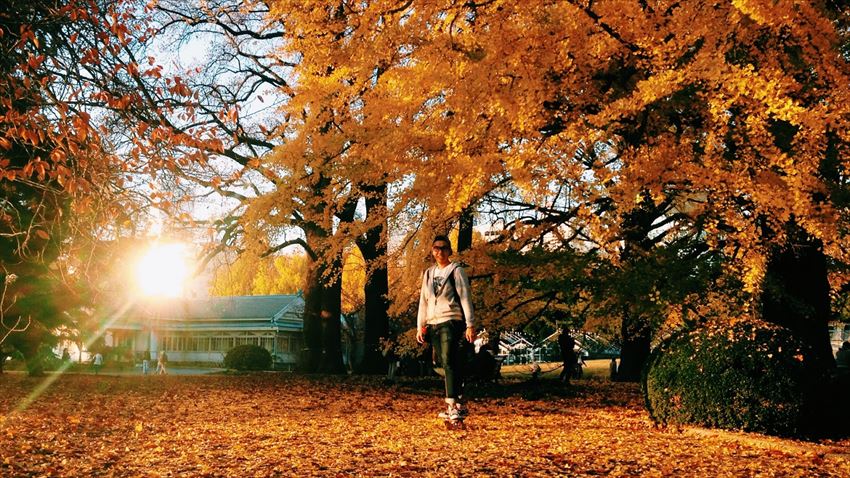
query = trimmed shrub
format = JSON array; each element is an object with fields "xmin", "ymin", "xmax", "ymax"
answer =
[
  {"xmin": 643, "ymin": 318, "xmax": 811, "ymax": 436},
  {"xmin": 224, "ymin": 344, "xmax": 272, "ymax": 371}
]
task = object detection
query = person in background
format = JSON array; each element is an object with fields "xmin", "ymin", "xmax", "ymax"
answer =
[
  {"xmin": 558, "ymin": 329, "xmax": 576, "ymax": 384},
  {"xmin": 415, "ymin": 234, "xmax": 476, "ymax": 422},
  {"xmin": 92, "ymin": 352, "xmax": 103, "ymax": 375},
  {"xmin": 530, "ymin": 361, "xmax": 541, "ymax": 382},
  {"xmin": 836, "ymin": 341, "xmax": 850, "ymax": 370},
  {"xmin": 143, "ymin": 349, "xmax": 151, "ymax": 375},
  {"xmin": 609, "ymin": 357, "xmax": 619, "ymax": 381},
  {"xmin": 156, "ymin": 350, "xmax": 168, "ymax": 375},
  {"xmin": 574, "ymin": 348, "xmax": 587, "ymax": 379}
]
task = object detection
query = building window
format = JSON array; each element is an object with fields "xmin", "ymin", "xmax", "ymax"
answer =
[
  {"xmin": 260, "ymin": 337, "xmax": 273, "ymax": 351},
  {"xmin": 157, "ymin": 332, "xmax": 300, "ymax": 355},
  {"xmin": 276, "ymin": 336, "xmax": 289, "ymax": 353},
  {"xmin": 211, "ymin": 337, "xmax": 234, "ymax": 352}
]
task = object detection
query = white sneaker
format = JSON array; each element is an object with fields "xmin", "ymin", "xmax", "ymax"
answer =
[{"xmin": 438, "ymin": 402, "xmax": 465, "ymax": 420}]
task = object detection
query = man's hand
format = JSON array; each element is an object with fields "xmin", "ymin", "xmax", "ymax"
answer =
[
  {"xmin": 465, "ymin": 326, "xmax": 476, "ymax": 343},
  {"xmin": 416, "ymin": 326, "xmax": 427, "ymax": 344}
]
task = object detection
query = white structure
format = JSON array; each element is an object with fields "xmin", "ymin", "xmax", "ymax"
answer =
[
  {"xmin": 829, "ymin": 321, "xmax": 850, "ymax": 356},
  {"xmin": 106, "ymin": 294, "xmax": 304, "ymax": 370}
]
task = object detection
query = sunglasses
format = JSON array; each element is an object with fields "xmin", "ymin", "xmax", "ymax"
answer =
[{"xmin": 432, "ymin": 245, "xmax": 451, "ymax": 251}]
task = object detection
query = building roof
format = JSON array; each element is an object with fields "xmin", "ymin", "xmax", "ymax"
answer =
[
  {"xmin": 107, "ymin": 294, "xmax": 304, "ymax": 332},
  {"xmin": 150, "ymin": 295, "xmax": 301, "ymax": 320}
]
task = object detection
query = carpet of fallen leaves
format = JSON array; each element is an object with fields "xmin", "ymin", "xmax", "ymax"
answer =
[{"xmin": 2, "ymin": 373, "xmax": 850, "ymax": 477}]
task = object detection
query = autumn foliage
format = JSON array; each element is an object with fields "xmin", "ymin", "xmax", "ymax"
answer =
[
  {"xmin": 244, "ymin": 0, "xmax": 850, "ymax": 377},
  {"xmin": 3, "ymin": 373, "xmax": 850, "ymax": 476},
  {"xmin": 4, "ymin": 0, "xmax": 850, "ymax": 447}
]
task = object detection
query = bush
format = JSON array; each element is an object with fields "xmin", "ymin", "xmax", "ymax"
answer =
[
  {"xmin": 643, "ymin": 318, "xmax": 812, "ymax": 436},
  {"xmin": 224, "ymin": 345, "xmax": 272, "ymax": 371},
  {"xmin": 38, "ymin": 343, "xmax": 64, "ymax": 372}
]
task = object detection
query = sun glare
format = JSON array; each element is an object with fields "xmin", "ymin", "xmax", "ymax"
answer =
[{"xmin": 135, "ymin": 243, "xmax": 191, "ymax": 298}]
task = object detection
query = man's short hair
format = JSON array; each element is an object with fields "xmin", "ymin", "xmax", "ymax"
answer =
[{"xmin": 433, "ymin": 234, "xmax": 452, "ymax": 248}]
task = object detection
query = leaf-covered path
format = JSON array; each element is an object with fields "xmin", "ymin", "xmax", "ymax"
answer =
[{"xmin": 1, "ymin": 373, "xmax": 848, "ymax": 477}]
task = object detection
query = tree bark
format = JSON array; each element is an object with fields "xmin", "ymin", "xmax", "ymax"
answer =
[
  {"xmin": 615, "ymin": 194, "xmax": 658, "ymax": 381},
  {"xmin": 358, "ymin": 257, "xmax": 389, "ymax": 374},
  {"xmin": 356, "ymin": 183, "xmax": 390, "ymax": 374},
  {"xmin": 457, "ymin": 207, "xmax": 474, "ymax": 253},
  {"xmin": 616, "ymin": 313, "xmax": 651, "ymax": 382},
  {"xmin": 761, "ymin": 223, "xmax": 834, "ymax": 372},
  {"xmin": 318, "ymin": 257, "xmax": 346, "ymax": 374},
  {"xmin": 297, "ymin": 171, "xmax": 349, "ymax": 374},
  {"xmin": 298, "ymin": 260, "xmax": 323, "ymax": 373}
]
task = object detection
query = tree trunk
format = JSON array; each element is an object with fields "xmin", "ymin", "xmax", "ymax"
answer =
[
  {"xmin": 457, "ymin": 207, "xmax": 474, "ymax": 253},
  {"xmin": 359, "ymin": 263, "xmax": 389, "ymax": 374},
  {"xmin": 356, "ymin": 183, "xmax": 390, "ymax": 374},
  {"xmin": 298, "ymin": 258, "xmax": 323, "ymax": 373},
  {"xmin": 298, "ymin": 172, "xmax": 344, "ymax": 373},
  {"xmin": 318, "ymin": 257, "xmax": 346, "ymax": 374},
  {"xmin": 617, "ymin": 313, "xmax": 651, "ymax": 382},
  {"xmin": 616, "ymin": 194, "xmax": 658, "ymax": 382},
  {"xmin": 761, "ymin": 223, "xmax": 834, "ymax": 372}
]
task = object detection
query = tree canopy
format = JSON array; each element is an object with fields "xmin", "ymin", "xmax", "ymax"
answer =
[{"xmin": 4, "ymin": 0, "xmax": 850, "ymax": 381}]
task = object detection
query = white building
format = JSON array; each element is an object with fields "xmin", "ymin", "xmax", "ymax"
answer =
[{"xmin": 106, "ymin": 294, "xmax": 304, "ymax": 370}]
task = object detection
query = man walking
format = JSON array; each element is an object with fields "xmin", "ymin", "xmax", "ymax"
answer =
[
  {"xmin": 558, "ymin": 328, "xmax": 576, "ymax": 384},
  {"xmin": 156, "ymin": 350, "xmax": 168, "ymax": 375},
  {"xmin": 416, "ymin": 235, "xmax": 475, "ymax": 422},
  {"xmin": 93, "ymin": 352, "xmax": 104, "ymax": 375}
]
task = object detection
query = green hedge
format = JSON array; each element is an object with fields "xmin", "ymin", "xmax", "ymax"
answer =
[
  {"xmin": 643, "ymin": 318, "xmax": 811, "ymax": 436},
  {"xmin": 224, "ymin": 344, "xmax": 272, "ymax": 371}
]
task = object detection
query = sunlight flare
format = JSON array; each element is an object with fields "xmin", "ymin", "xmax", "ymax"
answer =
[
  {"xmin": 135, "ymin": 243, "xmax": 192, "ymax": 298},
  {"xmin": 12, "ymin": 299, "xmax": 137, "ymax": 414}
]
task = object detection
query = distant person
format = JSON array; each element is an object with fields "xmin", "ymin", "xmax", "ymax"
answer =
[
  {"xmin": 836, "ymin": 341, "xmax": 850, "ymax": 370},
  {"xmin": 142, "ymin": 350, "xmax": 151, "ymax": 375},
  {"xmin": 609, "ymin": 357, "xmax": 618, "ymax": 381},
  {"xmin": 156, "ymin": 351, "xmax": 168, "ymax": 375},
  {"xmin": 382, "ymin": 343, "xmax": 399, "ymax": 381},
  {"xmin": 471, "ymin": 344, "xmax": 501, "ymax": 383},
  {"xmin": 574, "ymin": 349, "xmax": 587, "ymax": 379},
  {"xmin": 93, "ymin": 352, "xmax": 104, "ymax": 375},
  {"xmin": 530, "ymin": 361, "xmax": 541, "ymax": 382},
  {"xmin": 558, "ymin": 329, "xmax": 576, "ymax": 384},
  {"xmin": 61, "ymin": 348, "xmax": 71, "ymax": 362},
  {"xmin": 415, "ymin": 234, "xmax": 476, "ymax": 424}
]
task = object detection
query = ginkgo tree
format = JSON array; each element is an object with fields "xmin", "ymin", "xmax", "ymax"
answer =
[
  {"xmin": 260, "ymin": 0, "xmax": 850, "ymax": 382},
  {"xmin": 112, "ymin": 0, "xmax": 397, "ymax": 374},
  {"xmin": 10, "ymin": 0, "xmax": 846, "ymax": 386}
]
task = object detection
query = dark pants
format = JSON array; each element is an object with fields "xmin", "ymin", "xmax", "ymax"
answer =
[
  {"xmin": 430, "ymin": 320, "xmax": 466, "ymax": 400},
  {"xmin": 559, "ymin": 352, "xmax": 576, "ymax": 382}
]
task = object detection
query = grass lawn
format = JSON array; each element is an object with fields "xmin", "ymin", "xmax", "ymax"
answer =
[
  {"xmin": 1, "ymin": 371, "xmax": 849, "ymax": 477},
  {"xmin": 500, "ymin": 359, "xmax": 613, "ymax": 380}
]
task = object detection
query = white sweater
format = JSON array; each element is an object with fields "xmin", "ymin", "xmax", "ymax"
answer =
[{"xmin": 416, "ymin": 262, "xmax": 474, "ymax": 329}]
